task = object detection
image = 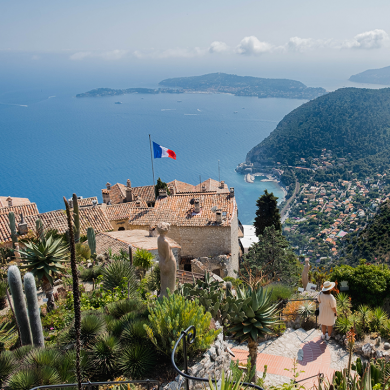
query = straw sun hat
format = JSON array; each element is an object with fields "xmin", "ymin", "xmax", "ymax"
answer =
[{"xmin": 321, "ymin": 281, "xmax": 335, "ymax": 292}]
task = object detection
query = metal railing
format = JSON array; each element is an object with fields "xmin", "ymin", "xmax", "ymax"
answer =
[
  {"xmin": 171, "ymin": 325, "xmax": 264, "ymax": 390},
  {"xmin": 24, "ymin": 380, "xmax": 159, "ymax": 390}
]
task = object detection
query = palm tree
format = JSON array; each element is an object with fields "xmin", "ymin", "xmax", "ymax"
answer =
[
  {"xmin": 229, "ymin": 286, "xmax": 280, "ymax": 382},
  {"xmin": 19, "ymin": 233, "xmax": 68, "ymax": 312}
]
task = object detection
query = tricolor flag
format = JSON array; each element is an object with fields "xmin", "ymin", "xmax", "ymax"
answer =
[{"xmin": 153, "ymin": 142, "xmax": 176, "ymax": 160}]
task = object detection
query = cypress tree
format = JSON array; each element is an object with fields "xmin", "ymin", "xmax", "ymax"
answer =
[{"xmin": 253, "ymin": 189, "xmax": 281, "ymax": 236}]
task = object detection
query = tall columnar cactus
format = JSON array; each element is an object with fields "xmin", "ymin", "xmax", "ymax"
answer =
[
  {"xmin": 87, "ymin": 227, "xmax": 96, "ymax": 255},
  {"xmin": 8, "ymin": 265, "xmax": 32, "ymax": 345},
  {"xmin": 35, "ymin": 218, "xmax": 44, "ymax": 242},
  {"xmin": 24, "ymin": 273, "xmax": 45, "ymax": 347},
  {"xmin": 8, "ymin": 212, "xmax": 18, "ymax": 247},
  {"xmin": 72, "ymin": 193, "xmax": 80, "ymax": 244}
]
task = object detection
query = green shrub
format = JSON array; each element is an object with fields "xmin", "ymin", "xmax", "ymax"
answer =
[
  {"xmin": 335, "ymin": 316, "xmax": 353, "ymax": 335},
  {"xmin": 118, "ymin": 344, "xmax": 156, "ymax": 380},
  {"xmin": 144, "ymin": 292, "xmax": 220, "ymax": 357},
  {"xmin": 330, "ymin": 261, "xmax": 390, "ymax": 306},
  {"xmin": 105, "ymin": 299, "xmax": 144, "ymax": 319},
  {"xmin": 146, "ymin": 266, "xmax": 160, "ymax": 292},
  {"xmin": 101, "ymin": 261, "xmax": 138, "ymax": 292},
  {"xmin": 264, "ymin": 283, "xmax": 294, "ymax": 302},
  {"xmin": 76, "ymin": 243, "xmax": 91, "ymax": 261},
  {"xmin": 133, "ymin": 249, "xmax": 154, "ymax": 277},
  {"xmin": 79, "ymin": 265, "xmax": 103, "ymax": 282}
]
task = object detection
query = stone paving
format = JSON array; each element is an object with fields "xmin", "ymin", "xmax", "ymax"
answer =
[{"xmin": 227, "ymin": 328, "xmax": 356, "ymax": 388}]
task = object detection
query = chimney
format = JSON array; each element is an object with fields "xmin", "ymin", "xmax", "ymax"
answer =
[
  {"xmin": 106, "ymin": 182, "xmax": 111, "ymax": 190},
  {"xmin": 169, "ymin": 185, "xmax": 176, "ymax": 195},
  {"xmin": 216, "ymin": 209, "xmax": 222, "ymax": 224},
  {"xmin": 230, "ymin": 187, "xmax": 235, "ymax": 197},
  {"xmin": 149, "ymin": 225, "xmax": 157, "ymax": 237},
  {"xmin": 6, "ymin": 197, "xmax": 12, "ymax": 207},
  {"xmin": 18, "ymin": 213, "xmax": 28, "ymax": 235},
  {"xmin": 135, "ymin": 200, "xmax": 141, "ymax": 207},
  {"xmin": 102, "ymin": 191, "xmax": 110, "ymax": 204},
  {"xmin": 127, "ymin": 179, "xmax": 131, "ymax": 188},
  {"xmin": 92, "ymin": 199, "xmax": 97, "ymax": 207},
  {"xmin": 126, "ymin": 187, "xmax": 133, "ymax": 202},
  {"xmin": 159, "ymin": 188, "xmax": 168, "ymax": 198},
  {"xmin": 194, "ymin": 198, "xmax": 200, "ymax": 213},
  {"xmin": 219, "ymin": 181, "xmax": 225, "ymax": 189},
  {"xmin": 201, "ymin": 185, "xmax": 206, "ymax": 192}
]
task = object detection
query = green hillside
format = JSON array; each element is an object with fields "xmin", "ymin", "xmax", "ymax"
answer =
[
  {"xmin": 339, "ymin": 200, "xmax": 390, "ymax": 265},
  {"xmin": 246, "ymin": 88, "xmax": 390, "ymax": 177},
  {"xmin": 350, "ymin": 66, "xmax": 390, "ymax": 85}
]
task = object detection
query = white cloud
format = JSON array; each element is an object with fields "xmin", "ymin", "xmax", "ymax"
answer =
[
  {"xmin": 208, "ymin": 41, "xmax": 230, "ymax": 54},
  {"xmin": 69, "ymin": 50, "xmax": 127, "ymax": 61},
  {"xmin": 285, "ymin": 37, "xmax": 316, "ymax": 52},
  {"xmin": 341, "ymin": 29, "xmax": 389, "ymax": 49},
  {"xmin": 236, "ymin": 36, "xmax": 273, "ymax": 55}
]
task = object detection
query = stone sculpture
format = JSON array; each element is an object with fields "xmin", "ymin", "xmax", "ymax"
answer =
[
  {"xmin": 302, "ymin": 258, "xmax": 310, "ymax": 290},
  {"xmin": 157, "ymin": 222, "xmax": 176, "ymax": 297}
]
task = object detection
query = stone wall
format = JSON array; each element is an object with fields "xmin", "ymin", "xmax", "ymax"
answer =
[{"xmin": 164, "ymin": 323, "xmax": 233, "ymax": 390}]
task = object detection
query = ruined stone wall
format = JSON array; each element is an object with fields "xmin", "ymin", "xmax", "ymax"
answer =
[{"xmin": 229, "ymin": 212, "xmax": 240, "ymax": 276}]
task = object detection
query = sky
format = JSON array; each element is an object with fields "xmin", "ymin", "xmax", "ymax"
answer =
[{"xmin": 1, "ymin": 0, "xmax": 390, "ymax": 86}]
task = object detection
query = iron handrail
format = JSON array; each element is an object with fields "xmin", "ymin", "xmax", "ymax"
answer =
[
  {"xmin": 171, "ymin": 325, "xmax": 264, "ymax": 390},
  {"xmin": 25, "ymin": 379, "xmax": 159, "ymax": 390}
]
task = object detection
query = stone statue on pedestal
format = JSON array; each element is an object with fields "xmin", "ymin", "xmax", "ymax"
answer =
[
  {"xmin": 302, "ymin": 258, "xmax": 310, "ymax": 290},
  {"xmin": 157, "ymin": 222, "xmax": 176, "ymax": 297}
]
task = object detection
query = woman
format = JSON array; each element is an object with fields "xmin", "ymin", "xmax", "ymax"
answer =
[{"xmin": 317, "ymin": 281, "xmax": 337, "ymax": 340}]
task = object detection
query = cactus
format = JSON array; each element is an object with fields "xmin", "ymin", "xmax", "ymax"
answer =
[
  {"xmin": 24, "ymin": 273, "xmax": 44, "ymax": 347},
  {"xmin": 35, "ymin": 218, "xmax": 44, "ymax": 242},
  {"xmin": 8, "ymin": 212, "xmax": 18, "ymax": 247},
  {"xmin": 87, "ymin": 227, "xmax": 96, "ymax": 255},
  {"xmin": 7, "ymin": 265, "xmax": 32, "ymax": 345},
  {"xmin": 72, "ymin": 193, "xmax": 80, "ymax": 244}
]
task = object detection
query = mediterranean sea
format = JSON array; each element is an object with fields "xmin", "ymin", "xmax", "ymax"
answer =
[{"xmin": 2, "ymin": 70, "xmax": 383, "ymax": 225}]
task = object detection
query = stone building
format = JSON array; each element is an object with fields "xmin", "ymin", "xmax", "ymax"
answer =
[{"xmin": 100, "ymin": 182, "xmax": 240, "ymax": 277}]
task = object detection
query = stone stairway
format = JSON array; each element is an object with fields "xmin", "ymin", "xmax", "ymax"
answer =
[{"xmin": 228, "ymin": 328, "xmax": 355, "ymax": 388}]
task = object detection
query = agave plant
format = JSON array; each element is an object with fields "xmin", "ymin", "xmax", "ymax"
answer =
[
  {"xmin": 0, "ymin": 322, "xmax": 17, "ymax": 351},
  {"xmin": 229, "ymin": 286, "xmax": 280, "ymax": 382},
  {"xmin": 357, "ymin": 305, "xmax": 371, "ymax": 333},
  {"xmin": 19, "ymin": 233, "xmax": 69, "ymax": 311},
  {"xmin": 335, "ymin": 315, "xmax": 353, "ymax": 335}
]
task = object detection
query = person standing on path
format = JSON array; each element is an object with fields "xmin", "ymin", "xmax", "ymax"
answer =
[{"xmin": 317, "ymin": 281, "xmax": 337, "ymax": 341}]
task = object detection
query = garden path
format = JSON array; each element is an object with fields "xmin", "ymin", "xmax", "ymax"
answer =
[{"xmin": 228, "ymin": 328, "xmax": 356, "ymax": 388}]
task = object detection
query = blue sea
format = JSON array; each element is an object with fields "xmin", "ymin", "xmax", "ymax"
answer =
[{"xmin": 1, "ymin": 70, "xmax": 385, "ymax": 224}]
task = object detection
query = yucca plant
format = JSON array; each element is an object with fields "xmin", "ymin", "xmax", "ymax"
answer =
[
  {"xmin": 133, "ymin": 249, "xmax": 154, "ymax": 278},
  {"xmin": 0, "ymin": 280, "xmax": 8, "ymax": 310},
  {"xmin": 335, "ymin": 315, "xmax": 353, "ymax": 335},
  {"xmin": 336, "ymin": 293, "xmax": 352, "ymax": 317},
  {"xmin": 101, "ymin": 260, "xmax": 138, "ymax": 293},
  {"xmin": 298, "ymin": 301, "xmax": 315, "ymax": 322},
  {"xmin": 118, "ymin": 343, "xmax": 156, "ymax": 380},
  {"xmin": 229, "ymin": 286, "xmax": 280, "ymax": 382},
  {"xmin": 369, "ymin": 307, "xmax": 388, "ymax": 333},
  {"xmin": 357, "ymin": 305, "xmax": 371, "ymax": 333},
  {"xmin": 88, "ymin": 334, "xmax": 120, "ymax": 381},
  {"xmin": 19, "ymin": 233, "xmax": 69, "ymax": 312},
  {"xmin": 0, "ymin": 350, "xmax": 15, "ymax": 387},
  {"xmin": 105, "ymin": 299, "xmax": 144, "ymax": 319},
  {"xmin": 0, "ymin": 323, "xmax": 17, "ymax": 351}
]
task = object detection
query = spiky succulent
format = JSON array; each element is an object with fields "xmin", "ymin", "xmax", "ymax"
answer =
[
  {"xmin": 229, "ymin": 286, "xmax": 280, "ymax": 342},
  {"xmin": 19, "ymin": 234, "xmax": 68, "ymax": 285}
]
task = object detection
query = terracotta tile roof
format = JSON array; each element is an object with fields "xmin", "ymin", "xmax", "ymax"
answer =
[
  {"xmin": 0, "ymin": 203, "xmax": 39, "ymax": 217},
  {"xmin": 103, "ymin": 201, "xmax": 149, "ymax": 221},
  {"xmin": 194, "ymin": 178, "xmax": 230, "ymax": 193},
  {"xmin": 0, "ymin": 196, "xmax": 31, "ymax": 208},
  {"xmin": 95, "ymin": 232, "xmax": 129, "ymax": 255},
  {"xmin": 78, "ymin": 197, "xmax": 99, "ymax": 207},
  {"xmin": 0, "ymin": 207, "xmax": 112, "ymax": 244},
  {"xmin": 167, "ymin": 180, "xmax": 196, "ymax": 194},
  {"xmin": 128, "ymin": 193, "xmax": 236, "ymax": 227},
  {"xmin": 102, "ymin": 183, "xmax": 155, "ymax": 204}
]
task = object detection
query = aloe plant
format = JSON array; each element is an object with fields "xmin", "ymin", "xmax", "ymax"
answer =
[
  {"xmin": 229, "ymin": 286, "xmax": 280, "ymax": 382},
  {"xmin": 19, "ymin": 233, "xmax": 68, "ymax": 312}
]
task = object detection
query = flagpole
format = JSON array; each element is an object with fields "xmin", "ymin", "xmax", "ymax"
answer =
[{"xmin": 149, "ymin": 135, "xmax": 156, "ymax": 196}]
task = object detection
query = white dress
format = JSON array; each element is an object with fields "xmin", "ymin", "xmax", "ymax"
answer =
[{"xmin": 318, "ymin": 292, "xmax": 337, "ymax": 326}]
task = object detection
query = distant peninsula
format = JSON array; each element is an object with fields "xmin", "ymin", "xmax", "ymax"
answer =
[
  {"xmin": 349, "ymin": 66, "xmax": 390, "ymax": 85},
  {"xmin": 76, "ymin": 73, "xmax": 327, "ymax": 100}
]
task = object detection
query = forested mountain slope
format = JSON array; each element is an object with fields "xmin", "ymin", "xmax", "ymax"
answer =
[
  {"xmin": 350, "ymin": 66, "xmax": 390, "ymax": 85},
  {"xmin": 246, "ymin": 88, "xmax": 390, "ymax": 176}
]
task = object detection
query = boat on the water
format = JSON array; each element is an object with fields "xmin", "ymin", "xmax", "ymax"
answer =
[{"xmin": 114, "ymin": 102, "xmax": 122, "ymax": 104}]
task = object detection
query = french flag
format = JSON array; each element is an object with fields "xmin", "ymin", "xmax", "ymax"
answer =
[{"xmin": 153, "ymin": 141, "xmax": 176, "ymax": 160}]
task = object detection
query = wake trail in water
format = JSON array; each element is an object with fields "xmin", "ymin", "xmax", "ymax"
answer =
[{"xmin": 0, "ymin": 102, "xmax": 28, "ymax": 107}]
